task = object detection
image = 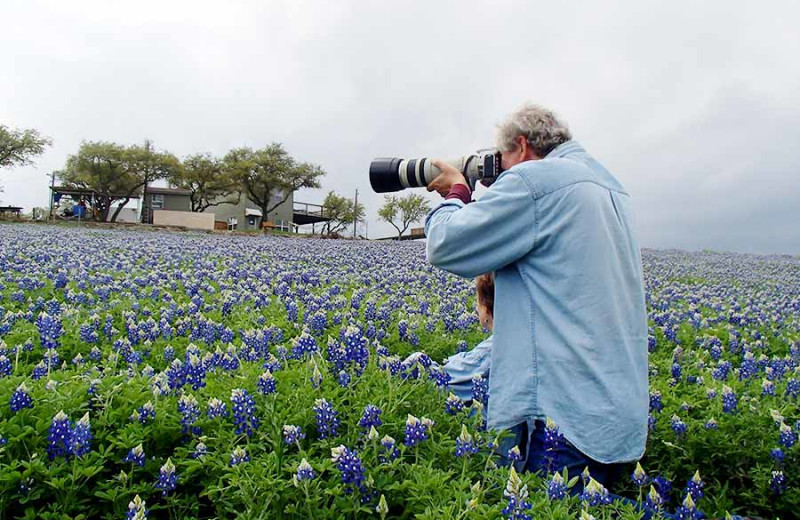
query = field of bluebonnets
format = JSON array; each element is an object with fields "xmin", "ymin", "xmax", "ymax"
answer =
[{"xmin": 0, "ymin": 222, "xmax": 798, "ymax": 519}]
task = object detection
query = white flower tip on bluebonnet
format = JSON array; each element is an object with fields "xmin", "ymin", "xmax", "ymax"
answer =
[
  {"xmin": 189, "ymin": 354, "xmax": 201, "ymax": 366},
  {"xmin": 692, "ymin": 470, "xmax": 702, "ymax": 483},
  {"xmin": 118, "ymin": 470, "xmax": 128, "ymax": 483},
  {"xmin": 634, "ymin": 462, "xmax": 646, "ymax": 479},
  {"xmin": 421, "ymin": 417, "xmax": 434, "ymax": 428},
  {"xmin": 582, "ymin": 466, "xmax": 591, "ymax": 480},
  {"xmin": 170, "ymin": 359, "xmax": 183, "ymax": 369},
  {"xmin": 724, "ymin": 513, "xmax": 734, "ymax": 520},
  {"xmin": 380, "ymin": 434, "xmax": 395, "ymax": 446},
  {"xmin": 315, "ymin": 398, "xmax": 328, "ymax": 408},
  {"xmin": 297, "ymin": 458, "xmax": 313, "ymax": 473},
  {"xmin": 16, "ymin": 382, "xmax": 28, "ymax": 392},
  {"xmin": 230, "ymin": 388, "xmax": 245, "ymax": 399},
  {"xmin": 682, "ymin": 493, "xmax": 696, "ymax": 509},
  {"xmin": 367, "ymin": 426, "xmax": 379, "ymax": 441},
  {"xmin": 53, "ymin": 410, "xmax": 68, "ymax": 422},
  {"xmin": 161, "ymin": 458, "xmax": 175, "ymax": 474},
  {"xmin": 471, "ymin": 481, "xmax": 482, "ymax": 494},
  {"xmin": 330, "ymin": 445, "xmax": 346, "ymax": 463},
  {"xmin": 580, "ymin": 511, "xmax": 596, "ymax": 520},
  {"xmin": 551, "ymin": 472, "xmax": 564, "ymax": 484},
  {"xmin": 509, "ymin": 445, "xmax": 521, "ymax": 458},
  {"xmin": 260, "ymin": 370, "xmax": 273, "ymax": 380},
  {"xmin": 46, "ymin": 380, "xmax": 57, "ymax": 391},
  {"xmin": 376, "ymin": 494, "xmax": 389, "ymax": 517},
  {"xmin": 406, "ymin": 414, "xmax": 420, "ymax": 426},
  {"xmin": 457, "ymin": 425, "xmax": 472, "ymax": 444},
  {"xmin": 504, "ymin": 466, "xmax": 528, "ymax": 501},
  {"xmin": 545, "ymin": 417, "xmax": 557, "ymax": 430},
  {"xmin": 128, "ymin": 494, "xmax": 146, "ymax": 511}
]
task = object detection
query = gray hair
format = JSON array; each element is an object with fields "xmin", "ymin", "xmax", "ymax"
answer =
[{"xmin": 496, "ymin": 103, "xmax": 572, "ymax": 157}]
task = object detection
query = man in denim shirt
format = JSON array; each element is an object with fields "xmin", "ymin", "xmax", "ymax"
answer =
[{"xmin": 425, "ymin": 103, "xmax": 648, "ymax": 485}]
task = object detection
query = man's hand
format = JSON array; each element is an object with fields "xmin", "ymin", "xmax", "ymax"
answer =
[{"xmin": 427, "ymin": 160, "xmax": 469, "ymax": 197}]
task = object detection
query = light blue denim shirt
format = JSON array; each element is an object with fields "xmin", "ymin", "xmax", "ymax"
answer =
[
  {"xmin": 442, "ymin": 335, "xmax": 493, "ymax": 401},
  {"xmin": 425, "ymin": 140, "xmax": 648, "ymax": 464}
]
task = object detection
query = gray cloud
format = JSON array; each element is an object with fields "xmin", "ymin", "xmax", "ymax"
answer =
[{"xmin": 2, "ymin": 0, "xmax": 798, "ymax": 253}]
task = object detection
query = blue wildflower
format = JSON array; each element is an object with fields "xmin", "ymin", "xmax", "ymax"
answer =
[
  {"xmin": 10, "ymin": 383, "xmax": 34, "ymax": 412},
  {"xmin": 177, "ymin": 394, "xmax": 201, "ymax": 436},
  {"xmin": 155, "ymin": 458, "xmax": 177, "ymax": 496},
  {"xmin": 230, "ymin": 389, "xmax": 259, "ymax": 437},
  {"xmin": 47, "ymin": 410, "xmax": 72, "ymax": 460},
  {"xmin": 649, "ymin": 390, "xmax": 663, "ymax": 413},
  {"xmin": 445, "ymin": 393, "xmax": 464, "ymax": 415},
  {"xmin": 257, "ymin": 371, "xmax": 276, "ymax": 395},
  {"xmin": 331, "ymin": 445, "xmax": 367, "ymax": 495},
  {"xmin": 191, "ymin": 442, "xmax": 208, "ymax": 459},
  {"xmin": 471, "ymin": 374, "xmax": 488, "ymax": 405},
  {"xmin": 547, "ymin": 472, "xmax": 567, "ymax": 501},
  {"xmin": 295, "ymin": 458, "xmax": 316, "ymax": 482},
  {"xmin": 632, "ymin": 462, "xmax": 648, "ymax": 487},
  {"xmin": 721, "ymin": 385, "xmax": 737, "ymax": 413},
  {"xmin": 503, "ymin": 467, "xmax": 532, "ymax": 520},
  {"xmin": 124, "ymin": 444, "xmax": 146, "ymax": 467},
  {"xmin": 313, "ymin": 398, "xmax": 340, "ymax": 439},
  {"xmin": 229, "ymin": 446, "xmax": 249, "ymax": 466},
  {"xmin": 542, "ymin": 418, "xmax": 564, "ymax": 473},
  {"xmin": 403, "ymin": 414, "xmax": 429, "ymax": 447},
  {"xmin": 69, "ymin": 412, "xmax": 92, "ymax": 458},
  {"xmin": 580, "ymin": 477, "xmax": 613, "ymax": 507},
  {"xmin": 283, "ymin": 424, "xmax": 306, "ymax": 446},
  {"xmin": 358, "ymin": 404, "xmax": 383, "ymax": 431},
  {"xmin": 779, "ymin": 422, "xmax": 797, "ymax": 448},
  {"xmin": 770, "ymin": 470, "xmax": 786, "ymax": 495},
  {"xmin": 675, "ymin": 493, "xmax": 701, "ymax": 520},
  {"xmin": 206, "ymin": 397, "xmax": 228, "ymax": 419},
  {"xmin": 126, "ymin": 495, "xmax": 148, "ymax": 520},
  {"xmin": 685, "ymin": 470, "xmax": 704, "ymax": 501},
  {"xmin": 379, "ymin": 435, "xmax": 400, "ymax": 463},
  {"xmin": 671, "ymin": 415, "xmax": 687, "ymax": 437}
]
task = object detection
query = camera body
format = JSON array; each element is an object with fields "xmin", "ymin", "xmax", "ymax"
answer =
[{"xmin": 369, "ymin": 149, "xmax": 503, "ymax": 193}]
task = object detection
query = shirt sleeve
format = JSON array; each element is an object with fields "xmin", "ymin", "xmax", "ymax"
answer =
[
  {"xmin": 443, "ymin": 335, "xmax": 493, "ymax": 400},
  {"xmin": 424, "ymin": 171, "xmax": 537, "ymax": 278}
]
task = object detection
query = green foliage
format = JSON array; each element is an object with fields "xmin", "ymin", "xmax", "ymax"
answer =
[
  {"xmin": 0, "ymin": 124, "xmax": 52, "ymax": 170},
  {"xmin": 378, "ymin": 193, "xmax": 432, "ymax": 238},
  {"xmin": 321, "ymin": 191, "xmax": 364, "ymax": 236},
  {"xmin": 170, "ymin": 154, "xmax": 240, "ymax": 213}
]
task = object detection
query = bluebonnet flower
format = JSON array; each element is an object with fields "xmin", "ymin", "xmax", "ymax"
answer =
[
  {"xmin": 471, "ymin": 374, "xmax": 489, "ymax": 405},
  {"xmin": 542, "ymin": 417, "xmax": 564, "ymax": 473},
  {"xmin": 177, "ymin": 394, "xmax": 201, "ymax": 436},
  {"xmin": 87, "ymin": 379, "xmax": 101, "ymax": 396},
  {"xmin": 309, "ymin": 312, "xmax": 327, "ymax": 335},
  {"xmin": 291, "ymin": 331, "xmax": 318, "ymax": 359},
  {"xmin": 685, "ymin": 470, "xmax": 704, "ymax": 501},
  {"xmin": 47, "ymin": 410, "xmax": 72, "ymax": 460},
  {"xmin": 770, "ymin": 470, "xmax": 786, "ymax": 495},
  {"xmin": 166, "ymin": 359, "xmax": 186, "ymax": 392},
  {"xmin": 649, "ymin": 390, "xmax": 663, "ymax": 413},
  {"xmin": 257, "ymin": 371, "xmax": 276, "ymax": 395},
  {"xmin": 648, "ymin": 414, "xmax": 657, "ymax": 431},
  {"xmin": 69, "ymin": 412, "xmax": 92, "ymax": 457},
  {"xmin": 338, "ymin": 370, "xmax": 351, "ymax": 387},
  {"xmin": 283, "ymin": 424, "xmax": 306, "ymax": 446},
  {"xmin": 456, "ymin": 340, "xmax": 468, "ymax": 353},
  {"xmin": 313, "ymin": 398, "xmax": 340, "ymax": 439},
  {"xmin": 705, "ymin": 388, "xmax": 718, "ymax": 399},
  {"xmin": 0, "ymin": 355, "xmax": 11, "ymax": 377},
  {"xmin": 428, "ymin": 366, "xmax": 451, "ymax": 388},
  {"xmin": 739, "ymin": 352, "xmax": 758, "ymax": 380},
  {"xmin": 10, "ymin": 383, "xmax": 33, "ymax": 412},
  {"xmin": 580, "ymin": 477, "xmax": 613, "ymax": 506},
  {"xmin": 675, "ymin": 493, "xmax": 701, "ymax": 520},
  {"xmin": 295, "ymin": 458, "xmax": 316, "ymax": 482},
  {"xmin": 671, "ymin": 362, "xmax": 682, "ymax": 380},
  {"xmin": 184, "ymin": 354, "xmax": 206, "ymax": 390},
  {"xmin": 645, "ymin": 485, "xmax": 664, "ymax": 511},
  {"xmin": 547, "ymin": 472, "xmax": 567, "ymax": 500},
  {"xmin": 631, "ymin": 462, "xmax": 648, "ymax": 487},
  {"xmin": 455, "ymin": 425, "xmax": 479, "ymax": 457},
  {"xmin": 358, "ymin": 404, "xmax": 382, "ymax": 431},
  {"xmin": 770, "ymin": 448, "xmax": 785, "ymax": 464},
  {"xmin": 124, "ymin": 444, "xmax": 146, "ymax": 466},
  {"xmin": 229, "ymin": 446, "xmax": 249, "ymax": 466},
  {"xmin": 126, "ymin": 495, "xmax": 148, "ymax": 520},
  {"xmin": 704, "ymin": 418, "xmax": 719, "ymax": 430},
  {"xmin": 398, "ymin": 320, "xmax": 408, "ymax": 340},
  {"xmin": 135, "ymin": 401, "xmax": 156, "ymax": 424},
  {"xmin": 331, "ymin": 445, "xmax": 367, "ymax": 495},
  {"xmin": 779, "ymin": 422, "xmax": 797, "ymax": 448},
  {"xmin": 671, "ymin": 415, "xmax": 688, "ymax": 437},
  {"xmin": 445, "ymin": 393, "xmax": 464, "ymax": 415},
  {"xmin": 403, "ymin": 414, "xmax": 429, "ymax": 447},
  {"xmin": 206, "ymin": 398, "xmax": 228, "ymax": 419},
  {"xmin": 190, "ymin": 441, "xmax": 208, "ymax": 459},
  {"xmin": 379, "ymin": 435, "xmax": 400, "ymax": 463},
  {"xmin": 230, "ymin": 389, "xmax": 259, "ymax": 436},
  {"xmin": 502, "ymin": 467, "xmax": 532, "ymax": 520},
  {"xmin": 155, "ymin": 458, "xmax": 177, "ymax": 496},
  {"xmin": 712, "ymin": 360, "xmax": 732, "ymax": 381},
  {"xmin": 31, "ymin": 360, "xmax": 47, "ymax": 380},
  {"xmin": 762, "ymin": 378, "xmax": 776, "ymax": 396},
  {"xmin": 262, "ymin": 354, "xmax": 282, "ymax": 373},
  {"xmin": 508, "ymin": 445, "xmax": 523, "ymax": 462},
  {"xmin": 785, "ymin": 378, "xmax": 799, "ymax": 400},
  {"xmin": 342, "ymin": 326, "xmax": 370, "ymax": 375},
  {"xmin": 310, "ymin": 361, "xmax": 323, "ymax": 388},
  {"xmin": 722, "ymin": 385, "xmax": 737, "ymax": 413}
]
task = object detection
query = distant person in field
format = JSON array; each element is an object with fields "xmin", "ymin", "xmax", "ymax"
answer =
[{"xmin": 425, "ymin": 103, "xmax": 649, "ymax": 487}]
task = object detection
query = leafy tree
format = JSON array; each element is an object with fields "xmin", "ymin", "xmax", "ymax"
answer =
[
  {"xmin": 321, "ymin": 191, "xmax": 365, "ymax": 235},
  {"xmin": 378, "ymin": 193, "xmax": 432, "ymax": 239},
  {"xmin": 57, "ymin": 140, "xmax": 179, "ymax": 222},
  {"xmin": 0, "ymin": 124, "xmax": 52, "ymax": 169},
  {"xmin": 0, "ymin": 123, "xmax": 52, "ymax": 197},
  {"xmin": 126, "ymin": 140, "xmax": 181, "ymax": 223},
  {"xmin": 170, "ymin": 153, "xmax": 240, "ymax": 212},
  {"xmin": 225, "ymin": 143, "xmax": 325, "ymax": 225},
  {"xmin": 57, "ymin": 141, "xmax": 137, "ymax": 222}
]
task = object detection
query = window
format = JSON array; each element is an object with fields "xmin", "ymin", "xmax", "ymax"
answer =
[
  {"xmin": 151, "ymin": 194, "xmax": 164, "ymax": 210},
  {"xmin": 227, "ymin": 217, "xmax": 238, "ymax": 230}
]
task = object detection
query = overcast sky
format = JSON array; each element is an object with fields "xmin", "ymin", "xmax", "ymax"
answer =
[{"xmin": 2, "ymin": 0, "xmax": 799, "ymax": 254}]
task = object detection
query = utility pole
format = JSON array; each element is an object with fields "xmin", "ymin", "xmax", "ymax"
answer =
[
  {"xmin": 48, "ymin": 170, "xmax": 56, "ymax": 220},
  {"xmin": 353, "ymin": 189, "xmax": 358, "ymax": 238}
]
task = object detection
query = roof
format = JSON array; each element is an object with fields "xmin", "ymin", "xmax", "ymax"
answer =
[
  {"xmin": 50, "ymin": 186, "xmax": 140, "ymax": 199},
  {"xmin": 147, "ymin": 187, "xmax": 192, "ymax": 196}
]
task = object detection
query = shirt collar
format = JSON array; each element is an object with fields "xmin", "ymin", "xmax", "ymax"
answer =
[{"xmin": 545, "ymin": 140, "xmax": 584, "ymax": 159}]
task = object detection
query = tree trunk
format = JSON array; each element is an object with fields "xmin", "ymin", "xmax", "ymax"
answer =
[{"xmin": 109, "ymin": 197, "xmax": 130, "ymax": 223}]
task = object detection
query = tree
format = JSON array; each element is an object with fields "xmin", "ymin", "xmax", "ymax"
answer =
[
  {"xmin": 0, "ymin": 124, "xmax": 52, "ymax": 197},
  {"xmin": 170, "ymin": 153, "xmax": 240, "ymax": 212},
  {"xmin": 57, "ymin": 140, "xmax": 180, "ymax": 222},
  {"xmin": 126, "ymin": 140, "xmax": 181, "ymax": 223},
  {"xmin": 0, "ymin": 124, "xmax": 52, "ymax": 170},
  {"xmin": 57, "ymin": 141, "xmax": 137, "ymax": 222},
  {"xmin": 321, "ymin": 191, "xmax": 365, "ymax": 235},
  {"xmin": 225, "ymin": 143, "xmax": 325, "ymax": 226},
  {"xmin": 378, "ymin": 193, "xmax": 432, "ymax": 239}
]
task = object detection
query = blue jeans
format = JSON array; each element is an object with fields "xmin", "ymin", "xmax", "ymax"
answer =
[{"xmin": 496, "ymin": 421, "xmax": 746, "ymax": 520}]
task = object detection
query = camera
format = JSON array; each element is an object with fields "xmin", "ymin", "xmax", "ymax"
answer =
[{"xmin": 369, "ymin": 149, "xmax": 503, "ymax": 193}]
